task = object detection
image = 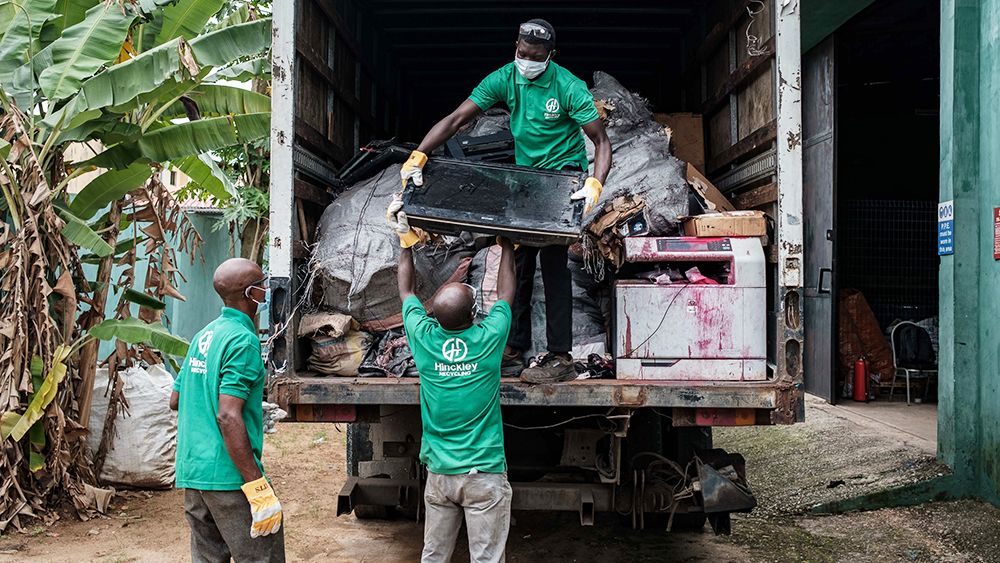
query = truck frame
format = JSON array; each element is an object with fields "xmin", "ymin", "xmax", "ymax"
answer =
[{"xmin": 266, "ymin": 0, "xmax": 805, "ymax": 530}]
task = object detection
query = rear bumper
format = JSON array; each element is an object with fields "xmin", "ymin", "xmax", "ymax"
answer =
[{"xmin": 270, "ymin": 374, "xmax": 803, "ymax": 424}]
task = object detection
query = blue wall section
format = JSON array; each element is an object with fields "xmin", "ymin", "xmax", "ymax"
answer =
[{"xmin": 85, "ymin": 212, "xmax": 248, "ymax": 362}]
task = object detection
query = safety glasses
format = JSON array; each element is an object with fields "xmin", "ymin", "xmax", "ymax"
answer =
[
  {"xmin": 519, "ymin": 22, "xmax": 552, "ymax": 41},
  {"xmin": 244, "ymin": 274, "xmax": 270, "ymax": 299}
]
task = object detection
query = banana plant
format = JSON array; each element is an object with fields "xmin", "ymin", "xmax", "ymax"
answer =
[{"xmin": 0, "ymin": 0, "xmax": 271, "ymax": 531}]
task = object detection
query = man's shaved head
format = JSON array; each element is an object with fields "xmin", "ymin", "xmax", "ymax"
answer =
[
  {"xmin": 432, "ymin": 282, "xmax": 475, "ymax": 331},
  {"xmin": 213, "ymin": 258, "xmax": 264, "ymax": 305}
]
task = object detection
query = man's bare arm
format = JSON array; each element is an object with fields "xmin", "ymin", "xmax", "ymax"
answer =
[
  {"xmin": 416, "ymin": 100, "xmax": 482, "ymax": 154},
  {"xmin": 398, "ymin": 246, "xmax": 416, "ymax": 301},
  {"xmin": 169, "ymin": 391, "xmax": 179, "ymax": 411},
  {"xmin": 495, "ymin": 237, "xmax": 516, "ymax": 305},
  {"xmin": 582, "ymin": 119, "xmax": 612, "ymax": 184},
  {"xmin": 217, "ymin": 394, "xmax": 263, "ymax": 483}
]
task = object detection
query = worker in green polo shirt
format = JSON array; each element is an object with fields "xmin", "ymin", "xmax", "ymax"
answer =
[
  {"xmin": 388, "ymin": 195, "xmax": 516, "ymax": 563},
  {"xmin": 170, "ymin": 258, "xmax": 284, "ymax": 562},
  {"xmin": 399, "ymin": 18, "xmax": 612, "ymax": 384}
]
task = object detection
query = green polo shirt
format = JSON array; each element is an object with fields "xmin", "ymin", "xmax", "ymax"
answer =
[
  {"xmin": 173, "ymin": 307, "xmax": 266, "ymax": 490},
  {"xmin": 402, "ymin": 295, "xmax": 511, "ymax": 475},
  {"xmin": 469, "ymin": 61, "xmax": 599, "ymax": 171}
]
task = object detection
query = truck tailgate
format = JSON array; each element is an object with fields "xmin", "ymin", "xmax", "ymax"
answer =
[{"xmin": 271, "ymin": 374, "xmax": 801, "ymax": 423}]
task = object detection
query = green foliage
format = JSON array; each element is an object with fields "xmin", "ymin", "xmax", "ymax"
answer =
[
  {"xmin": 89, "ymin": 318, "xmax": 189, "ymax": 357},
  {"xmin": 69, "ymin": 164, "xmax": 152, "ymax": 219},
  {"xmin": 154, "ymin": 0, "xmax": 226, "ymax": 45},
  {"xmin": 0, "ymin": 0, "xmax": 271, "ymax": 526}
]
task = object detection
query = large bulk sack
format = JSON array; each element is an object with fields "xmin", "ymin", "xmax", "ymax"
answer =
[
  {"xmin": 87, "ymin": 365, "xmax": 177, "ymax": 489},
  {"xmin": 584, "ymin": 72, "xmax": 690, "ymax": 235}
]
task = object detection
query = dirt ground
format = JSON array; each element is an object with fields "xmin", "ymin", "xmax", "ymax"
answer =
[{"xmin": 2, "ymin": 397, "xmax": 999, "ymax": 563}]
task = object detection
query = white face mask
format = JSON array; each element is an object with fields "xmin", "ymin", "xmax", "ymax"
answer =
[{"xmin": 515, "ymin": 55, "xmax": 550, "ymax": 79}]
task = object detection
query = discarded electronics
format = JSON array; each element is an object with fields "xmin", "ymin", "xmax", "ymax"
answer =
[
  {"xmin": 614, "ymin": 237, "xmax": 767, "ymax": 381},
  {"xmin": 402, "ymin": 158, "xmax": 585, "ymax": 246}
]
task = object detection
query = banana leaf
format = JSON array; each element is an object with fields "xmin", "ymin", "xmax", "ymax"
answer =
[
  {"xmin": 39, "ymin": 0, "xmax": 100, "ymax": 43},
  {"xmin": 2, "ymin": 345, "xmax": 70, "ymax": 442},
  {"xmin": 120, "ymin": 288, "xmax": 167, "ymax": 310},
  {"xmin": 208, "ymin": 57, "xmax": 270, "ymax": 82},
  {"xmin": 0, "ymin": 0, "xmax": 58, "ymax": 76},
  {"xmin": 89, "ymin": 317, "xmax": 190, "ymax": 357},
  {"xmin": 0, "ymin": 2, "xmax": 16, "ymax": 39},
  {"xmin": 88, "ymin": 112, "xmax": 270, "ymax": 169},
  {"xmin": 154, "ymin": 0, "xmax": 225, "ymax": 45},
  {"xmin": 69, "ymin": 164, "xmax": 152, "ymax": 219},
  {"xmin": 55, "ymin": 206, "xmax": 114, "ymax": 256},
  {"xmin": 172, "ymin": 153, "xmax": 235, "ymax": 201},
  {"xmin": 38, "ymin": 2, "xmax": 138, "ymax": 101},
  {"xmin": 80, "ymin": 237, "xmax": 139, "ymax": 264},
  {"xmin": 45, "ymin": 38, "xmax": 186, "ymax": 129},
  {"xmin": 163, "ymin": 84, "xmax": 270, "ymax": 118},
  {"xmin": 189, "ymin": 18, "xmax": 270, "ymax": 67}
]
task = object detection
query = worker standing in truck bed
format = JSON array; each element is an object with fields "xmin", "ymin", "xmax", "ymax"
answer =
[
  {"xmin": 388, "ymin": 194, "xmax": 516, "ymax": 563},
  {"xmin": 399, "ymin": 18, "xmax": 613, "ymax": 383}
]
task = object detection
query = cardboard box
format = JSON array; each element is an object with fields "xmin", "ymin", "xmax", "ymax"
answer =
[
  {"xmin": 681, "ymin": 210, "xmax": 768, "ymax": 238},
  {"xmin": 654, "ymin": 112, "xmax": 706, "ymax": 173},
  {"xmin": 686, "ymin": 163, "xmax": 735, "ymax": 212}
]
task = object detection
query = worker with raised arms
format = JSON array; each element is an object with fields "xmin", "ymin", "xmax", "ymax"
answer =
[
  {"xmin": 400, "ymin": 18, "xmax": 613, "ymax": 384},
  {"xmin": 388, "ymin": 192, "xmax": 517, "ymax": 562}
]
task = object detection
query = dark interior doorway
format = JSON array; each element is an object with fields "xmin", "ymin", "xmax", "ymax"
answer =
[{"xmin": 833, "ymin": 0, "xmax": 940, "ymax": 402}]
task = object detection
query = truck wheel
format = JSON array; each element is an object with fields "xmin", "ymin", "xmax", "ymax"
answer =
[
  {"xmin": 637, "ymin": 512, "xmax": 706, "ymax": 532},
  {"xmin": 625, "ymin": 409, "xmax": 663, "ymax": 469},
  {"xmin": 353, "ymin": 504, "xmax": 390, "ymax": 520},
  {"xmin": 671, "ymin": 513, "xmax": 708, "ymax": 530},
  {"xmin": 662, "ymin": 421, "xmax": 712, "ymax": 465}
]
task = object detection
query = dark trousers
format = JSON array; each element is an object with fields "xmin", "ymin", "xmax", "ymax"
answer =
[
  {"xmin": 184, "ymin": 489, "xmax": 285, "ymax": 563},
  {"xmin": 508, "ymin": 245, "xmax": 572, "ymax": 354}
]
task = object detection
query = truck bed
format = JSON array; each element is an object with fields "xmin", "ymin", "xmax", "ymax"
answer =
[{"xmin": 271, "ymin": 372, "xmax": 801, "ymax": 423}]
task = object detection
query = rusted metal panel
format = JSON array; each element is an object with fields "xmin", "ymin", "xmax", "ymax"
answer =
[
  {"xmin": 774, "ymin": 0, "xmax": 805, "ymax": 423},
  {"xmin": 271, "ymin": 376, "xmax": 797, "ymax": 412}
]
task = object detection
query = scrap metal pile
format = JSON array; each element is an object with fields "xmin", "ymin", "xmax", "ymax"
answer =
[{"xmin": 305, "ymin": 73, "xmax": 692, "ymax": 376}]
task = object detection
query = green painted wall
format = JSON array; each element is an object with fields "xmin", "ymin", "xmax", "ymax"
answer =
[
  {"xmin": 939, "ymin": 0, "xmax": 1000, "ymax": 506},
  {"xmin": 86, "ymin": 212, "xmax": 244, "ymax": 362},
  {"xmin": 164, "ymin": 213, "xmax": 234, "ymax": 343}
]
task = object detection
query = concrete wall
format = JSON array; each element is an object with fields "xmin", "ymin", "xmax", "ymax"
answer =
[{"xmin": 939, "ymin": 0, "xmax": 1000, "ymax": 505}]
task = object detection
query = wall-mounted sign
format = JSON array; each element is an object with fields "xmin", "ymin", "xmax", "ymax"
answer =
[
  {"xmin": 938, "ymin": 201, "xmax": 954, "ymax": 256},
  {"xmin": 994, "ymin": 207, "xmax": 1000, "ymax": 261}
]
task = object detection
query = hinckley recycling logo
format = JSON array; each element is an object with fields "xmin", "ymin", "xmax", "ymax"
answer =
[
  {"xmin": 190, "ymin": 331, "xmax": 214, "ymax": 375},
  {"xmin": 198, "ymin": 331, "xmax": 215, "ymax": 355},
  {"xmin": 544, "ymin": 97, "xmax": 561, "ymax": 120},
  {"xmin": 442, "ymin": 338, "xmax": 468, "ymax": 362},
  {"xmin": 436, "ymin": 338, "xmax": 477, "ymax": 376}
]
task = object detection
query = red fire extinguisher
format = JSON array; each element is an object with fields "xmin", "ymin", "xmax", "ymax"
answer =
[{"xmin": 853, "ymin": 358, "xmax": 868, "ymax": 402}]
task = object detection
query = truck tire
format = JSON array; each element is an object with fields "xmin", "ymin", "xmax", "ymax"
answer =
[
  {"xmin": 662, "ymin": 419, "xmax": 711, "ymax": 531},
  {"xmin": 625, "ymin": 408, "xmax": 663, "ymax": 469},
  {"xmin": 629, "ymin": 414, "xmax": 713, "ymax": 532},
  {"xmin": 353, "ymin": 503, "xmax": 390, "ymax": 520}
]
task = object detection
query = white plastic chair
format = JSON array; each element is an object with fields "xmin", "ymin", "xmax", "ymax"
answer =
[{"xmin": 889, "ymin": 321, "xmax": 937, "ymax": 405}]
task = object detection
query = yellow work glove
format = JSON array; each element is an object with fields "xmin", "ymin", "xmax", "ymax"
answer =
[
  {"xmin": 400, "ymin": 150, "xmax": 428, "ymax": 187},
  {"xmin": 241, "ymin": 476, "xmax": 282, "ymax": 538},
  {"xmin": 386, "ymin": 193, "xmax": 421, "ymax": 248},
  {"xmin": 570, "ymin": 177, "xmax": 603, "ymax": 214}
]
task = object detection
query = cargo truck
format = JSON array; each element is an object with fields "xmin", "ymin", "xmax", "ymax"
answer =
[{"xmin": 266, "ymin": 0, "xmax": 806, "ymax": 533}]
